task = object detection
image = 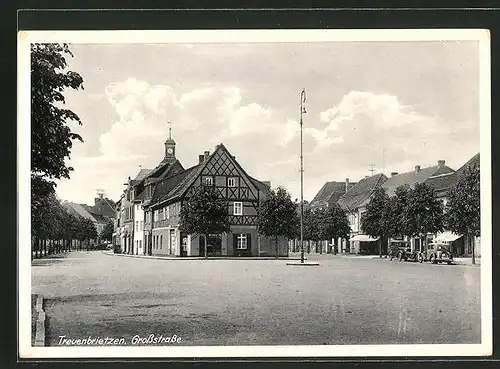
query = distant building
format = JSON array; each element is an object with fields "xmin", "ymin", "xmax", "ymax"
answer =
[
  {"xmin": 381, "ymin": 159, "xmax": 455, "ymax": 253},
  {"xmin": 310, "ymin": 179, "xmax": 356, "ymax": 211},
  {"xmin": 428, "ymin": 153, "xmax": 480, "ymax": 257},
  {"xmin": 63, "ymin": 194, "xmax": 116, "ymax": 247},
  {"xmin": 338, "ymin": 173, "xmax": 388, "ymax": 254}
]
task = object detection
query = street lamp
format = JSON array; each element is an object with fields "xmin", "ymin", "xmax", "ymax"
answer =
[{"xmin": 300, "ymin": 88, "xmax": 306, "ymax": 264}]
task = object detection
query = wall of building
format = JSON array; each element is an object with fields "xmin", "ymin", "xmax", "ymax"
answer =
[
  {"xmin": 151, "ymin": 227, "xmax": 181, "ymax": 256},
  {"xmin": 133, "ymin": 202, "xmax": 145, "ymax": 255}
]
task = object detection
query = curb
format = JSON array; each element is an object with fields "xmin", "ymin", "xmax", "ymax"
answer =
[
  {"xmin": 34, "ymin": 295, "xmax": 46, "ymax": 347},
  {"xmin": 102, "ymin": 251, "xmax": 302, "ymax": 261}
]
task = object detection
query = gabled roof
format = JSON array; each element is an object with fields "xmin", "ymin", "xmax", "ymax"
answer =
[
  {"xmin": 311, "ymin": 181, "xmax": 355, "ymax": 206},
  {"xmin": 382, "ymin": 164, "xmax": 454, "ymax": 197},
  {"xmin": 149, "ymin": 143, "xmax": 263, "ymax": 207},
  {"xmin": 151, "ymin": 165, "xmax": 199, "ymax": 204},
  {"xmin": 455, "ymin": 153, "xmax": 480, "ymax": 176},
  {"xmin": 64, "ymin": 202, "xmax": 96, "ymax": 222},
  {"xmin": 425, "ymin": 172, "xmax": 457, "ymax": 194},
  {"xmin": 338, "ymin": 173, "xmax": 388, "ymax": 211},
  {"xmin": 427, "ymin": 153, "xmax": 479, "ymax": 195}
]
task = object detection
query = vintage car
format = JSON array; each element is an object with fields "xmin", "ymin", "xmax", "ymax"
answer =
[
  {"xmin": 419, "ymin": 242, "xmax": 454, "ymax": 264},
  {"xmin": 388, "ymin": 240, "xmax": 410, "ymax": 261}
]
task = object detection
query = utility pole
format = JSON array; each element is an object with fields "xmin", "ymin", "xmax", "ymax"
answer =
[{"xmin": 300, "ymin": 88, "xmax": 306, "ymax": 264}]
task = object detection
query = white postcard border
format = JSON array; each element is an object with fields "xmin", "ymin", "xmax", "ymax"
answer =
[{"xmin": 18, "ymin": 29, "xmax": 492, "ymax": 359}]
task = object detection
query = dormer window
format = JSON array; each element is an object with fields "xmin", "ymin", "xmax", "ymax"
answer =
[{"xmin": 205, "ymin": 177, "xmax": 213, "ymax": 186}]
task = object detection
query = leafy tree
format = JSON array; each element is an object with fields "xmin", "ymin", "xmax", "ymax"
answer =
[
  {"xmin": 403, "ymin": 182, "xmax": 444, "ymax": 250},
  {"xmin": 31, "ymin": 43, "xmax": 84, "ymax": 183},
  {"xmin": 446, "ymin": 164, "xmax": 480, "ymax": 263},
  {"xmin": 257, "ymin": 186, "xmax": 299, "ymax": 258},
  {"xmin": 387, "ymin": 184, "xmax": 412, "ymax": 239},
  {"xmin": 317, "ymin": 204, "xmax": 350, "ymax": 254},
  {"xmin": 361, "ymin": 187, "xmax": 391, "ymax": 257},
  {"xmin": 179, "ymin": 184, "xmax": 230, "ymax": 258},
  {"xmin": 100, "ymin": 219, "xmax": 114, "ymax": 242},
  {"xmin": 303, "ymin": 208, "xmax": 321, "ymax": 253}
]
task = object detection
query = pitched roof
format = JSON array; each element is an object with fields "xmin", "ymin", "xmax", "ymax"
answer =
[
  {"xmin": 427, "ymin": 153, "xmax": 479, "ymax": 195},
  {"xmin": 64, "ymin": 202, "xmax": 96, "ymax": 222},
  {"xmin": 382, "ymin": 164, "xmax": 454, "ymax": 197},
  {"xmin": 151, "ymin": 165, "xmax": 200, "ymax": 205},
  {"xmin": 311, "ymin": 181, "xmax": 355, "ymax": 206},
  {"xmin": 248, "ymin": 176, "xmax": 272, "ymax": 195},
  {"xmin": 149, "ymin": 143, "xmax": 264, "ymax": 207},
  {"xmin": 425, "ymin": 172, "xmax": 457, "ymax": 194},
  {"xmin": 455, "ymin": 153, "xmax": 480, "ymax": 176},
  {"xmin": 338, "ymin": 173, "xmax": 388, "ymax": 211}
]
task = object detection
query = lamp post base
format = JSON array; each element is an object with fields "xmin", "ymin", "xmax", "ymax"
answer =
[{"xmin": 286, "ymin": 262, "xmax": 320, "ymax": 266}]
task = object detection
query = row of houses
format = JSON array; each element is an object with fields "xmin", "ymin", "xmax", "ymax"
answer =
[
  {"xmin": 63, "ymin": 194, "xmax": 116, "ymax": 246},
  {"xmin": 113, "ymin": 131, "xmax": 289, "ymax": 257},
  {"xmin": 307, "ymin": 154, "xmax": 480, "ymax": 257}
]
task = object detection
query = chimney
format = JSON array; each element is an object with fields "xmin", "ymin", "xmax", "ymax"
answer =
[
  {"xmin": 438, "ymin": 160, "xmax": 445, "ymax": 167},
  {"xmin": 391, "ymin": 172, "xmax": 398, "ymax": 177},
  {"xmin": 232, "ymin": 155, "xmax": 236, "ymax": 160},
  {"xmin": 198, "ymin": 154, "xmax": 205, "ymax": 164},
  {"xmin": 415, "ymin": 165, "xmax": 421, "ymax": 173},
  {"xmin": 345, "ymin": 178, "xmax": 350, "ymax": 193},
  {"xmin": 204, "ymin": 151, "xmax": 210, "ymax": 160}
]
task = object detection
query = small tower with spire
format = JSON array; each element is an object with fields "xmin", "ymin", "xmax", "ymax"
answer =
[{"xmin": 164, "ymin": 120, "xmax": 176, "ymax": 162}]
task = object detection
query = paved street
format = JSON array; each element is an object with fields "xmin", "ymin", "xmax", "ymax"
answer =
[{"xmin": 31, "ymin": 251, "xmax": 481, "ymax": 346}]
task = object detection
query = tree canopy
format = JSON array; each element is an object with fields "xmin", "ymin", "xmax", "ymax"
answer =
[
  {"xmin": 361, "ymin": 187, "xmax": 392, "ymax": 250},
  {"xmin": 179, "ymin": 184, "xmax": 230, "ymax": 257},
  {"xmin": 318, "ymin": 204, "xmax": 350, "ymax": 241},
  {"xmin": 446, "ymin": 164, "xmax": 480, "ymax": 237},
  {"xmin": 31, "ymin": 43, "xmax": 84, "ymax": 183},
  {"xmin": 257, "ymin": 186, "xmax": 299, "ymax": 256},
  {"xmin": 404, "ymin": 182, "xmax": 444, "ymax": 237}
]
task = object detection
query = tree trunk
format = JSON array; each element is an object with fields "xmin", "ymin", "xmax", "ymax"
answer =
[
  {"xmin": 470, "ymin": 233, "xmax": 475, "ymax": 265},
  {"xmin": 204, "ymin": 234, "xmax": 208, "ymax": 259},
  {"xmin": 275, "ymin": 236, "xmax": 279, "ymax": 259},
  {"xmin": 43, "ymin": 239, "xmax": 47, "ymax": 257}
]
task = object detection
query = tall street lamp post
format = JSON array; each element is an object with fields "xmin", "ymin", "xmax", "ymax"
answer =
[{"xmin": 300, "ymin": 88, "xmax": 306, "ymax": 264}]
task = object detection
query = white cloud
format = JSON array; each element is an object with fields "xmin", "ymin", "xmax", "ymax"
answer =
[{"xmin": 58, "ymin": 82, "xmax": 477, "ymax": 204}]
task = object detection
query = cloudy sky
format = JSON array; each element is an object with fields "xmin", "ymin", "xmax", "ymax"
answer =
[{"xmin": 54, "ymin": 40, "xmax": 480, "ymax": 204}]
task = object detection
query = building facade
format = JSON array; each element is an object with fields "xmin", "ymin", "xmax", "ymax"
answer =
[
  {"xmin": 338, "ymin": 173, "xmax": 388, "ymax": 254},
  {"xmin": 115, "ymin": 132, "xmax": 287, "ymax": 257}
]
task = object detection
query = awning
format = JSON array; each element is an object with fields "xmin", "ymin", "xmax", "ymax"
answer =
[
  {"xmin": 434, "ymin": 231, "xmax": 463, "ymax": 243},
  {"xmin": 349, "ymin": 235, "xmax": 379, "ymax": 242}
]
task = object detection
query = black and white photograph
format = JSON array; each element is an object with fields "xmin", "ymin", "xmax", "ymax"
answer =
[{"xmin": 18, "ymin": 29, "xmax": 492, "ymax": 358}]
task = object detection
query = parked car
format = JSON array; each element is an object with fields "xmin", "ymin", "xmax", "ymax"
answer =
[
  {"xmin": 388, "ymin": 240, "xmax": 410, "ymax": 261},
  {"xmin": 419, "ymin": 242, "xmax": 453, "ymax": 264}
]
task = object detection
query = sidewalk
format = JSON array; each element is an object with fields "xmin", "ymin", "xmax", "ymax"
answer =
[{"xmin": 102, "ymin": 251, "xmax": 301, "ymax": 261}]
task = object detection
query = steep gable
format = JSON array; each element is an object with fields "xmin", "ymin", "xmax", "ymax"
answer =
[
  {"xmin": 151, "ymin": 143, "xmax": 262, "ymax": 206},
  {"xmin": 338, "ymin": 173, "xmax": 388, "ymax": 211}
]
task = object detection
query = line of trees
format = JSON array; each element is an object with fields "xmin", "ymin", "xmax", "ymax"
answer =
[
  {"xmin": 31, "ymin": 43, "xmax": 86, "ymax": 259},
  {"xmin": 361, "ymin": 165, "xmax": 480, "ymax": 260},
  {"xmin": 32, "ymin": 192, "xmax": 98, "ymax": 259}
]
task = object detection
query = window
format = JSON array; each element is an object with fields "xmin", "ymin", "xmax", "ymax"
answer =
[
  {"xmin": 228, "ymin": 177, "xmax": 237, "ymax": 187},
  {"xmin": 160, "ymin": 235, "xmax": 163, "ymax": 248},
  {"xmin": 237, "ymin": 234, "xmax": 247, "ymax": 249},
  {"xmin": 205, "ymin": 177, "xmax": 213, "ymax": 186},
  {"xmin": 166, "ymin": 206, "xmax": 170, "ymax": 219},
  {"xmin": 233, "ymin": 202, "xmax": 243, "ymax": 216},
  {"xmin": 140, "ymin": 221, "xmax": 143, "ymax": 231}
]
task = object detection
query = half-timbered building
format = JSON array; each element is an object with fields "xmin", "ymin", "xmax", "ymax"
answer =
[{"xmin": 147, "ymin": 143, "xmax": 287, "ymax": 257}]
